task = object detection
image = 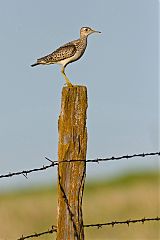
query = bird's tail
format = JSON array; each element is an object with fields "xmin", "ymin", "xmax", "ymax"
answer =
[{"xmin": 31, "ymin": 62, "xmax": 40, "ymax": 67}]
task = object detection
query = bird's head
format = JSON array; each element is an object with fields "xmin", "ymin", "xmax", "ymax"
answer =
[{"xmin": 80, "ymin": 27, "xmax": 101, "ymax": 37}]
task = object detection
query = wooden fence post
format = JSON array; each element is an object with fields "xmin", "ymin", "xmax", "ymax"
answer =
[{"xmin": 57, "ymin": 86, "xmax": 87, "ymax": 240}]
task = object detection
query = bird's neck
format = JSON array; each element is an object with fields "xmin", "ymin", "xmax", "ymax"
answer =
[
  {"xmin": 80, "ymin": 36, "xmax": 88, "ymax": 45},
  {"xmin": 80, "ymin": 35, "xmax": 88, "ymax": 40}
]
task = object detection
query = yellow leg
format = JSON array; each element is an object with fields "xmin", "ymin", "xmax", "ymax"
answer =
[{"xmin": 61, "ymin": 67, "xmax": 73, "ymax": 87}]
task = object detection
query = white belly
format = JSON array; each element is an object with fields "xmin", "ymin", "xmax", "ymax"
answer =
[{"xmin": 58, "ymin": 51, "xmax": 84, "ymax": 67}]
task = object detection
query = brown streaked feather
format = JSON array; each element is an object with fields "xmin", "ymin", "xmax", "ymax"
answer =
[{"xmin": 37, "ymin": 44, "xmax": 76, "ymax": 64}]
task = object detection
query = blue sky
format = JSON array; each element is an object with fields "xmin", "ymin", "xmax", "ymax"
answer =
[{"xmin": 0, "ymin": 0, "xmax": 159, "ymax": 190}]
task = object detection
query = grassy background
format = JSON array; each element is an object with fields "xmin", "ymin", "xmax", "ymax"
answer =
[{"xmin": 0, "ymin": 171, "xmax": 159, "ymax": 240}]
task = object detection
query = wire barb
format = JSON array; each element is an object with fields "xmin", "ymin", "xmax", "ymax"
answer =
[{"xmin": 0, "ymin": 151, "xmax": 159, "ymax": 179}]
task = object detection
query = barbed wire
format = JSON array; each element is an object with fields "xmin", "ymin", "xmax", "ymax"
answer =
[
  {"xmin": 17, "ymin": 226, "xmax": 57, "ymax": 240},
  {"xmin": 84, "ymin": 216, "xmax": 160, "ymax": 228},
  {"xmin": 0, "ymin": 163, "xmax": 56, "ymax": 179},
  {"xmin": 0, "ymin": 151, "xmax": 159, "ymax": 179},
  {"xmin": 17, "ymin": 216, "xmax": 160, "ymax": 240}
]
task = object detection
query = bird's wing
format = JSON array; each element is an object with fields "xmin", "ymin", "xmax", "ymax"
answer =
[{"xmin": 37, "ymin": 44, "xmax": 76, "ymax": 64}]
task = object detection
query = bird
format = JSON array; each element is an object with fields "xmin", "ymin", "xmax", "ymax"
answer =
[{"xmin": 31, "ymin": 27, "xmax": 101, "ymax": 87}]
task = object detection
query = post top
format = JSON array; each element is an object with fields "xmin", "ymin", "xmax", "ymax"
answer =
[{"xmin": 62, "ymin": 85, "xmax": 87, "ymax": 89}]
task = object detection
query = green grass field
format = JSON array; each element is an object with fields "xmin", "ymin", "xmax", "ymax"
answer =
[{"xmin": 0, "ymin": 171, "xmax": 159, "ymax": 240}]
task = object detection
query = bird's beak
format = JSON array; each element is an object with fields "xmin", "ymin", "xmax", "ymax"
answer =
[{"xmin": 92, "ymin": 29, "xmax": 101, "ymax": 34}]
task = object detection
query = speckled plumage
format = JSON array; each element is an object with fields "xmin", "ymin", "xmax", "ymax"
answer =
[
  {"xmin": 36, "ymin": 37, "xmax": 87, "ymax": 66},
  {"xmin": 31, "ymin": 27, "xmax": 101, "ymax": 87}
]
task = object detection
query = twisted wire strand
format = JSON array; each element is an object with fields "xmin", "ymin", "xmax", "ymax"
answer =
[
  {"xmin": 0, "ymin": 151, "xmax": 159, "ymax": 179},
  {"xmin": 17, "ymin": 216, "xmax": 160, "ymax": 240}
]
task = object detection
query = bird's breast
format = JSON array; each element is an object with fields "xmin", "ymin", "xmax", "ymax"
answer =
[
  {"xmin": 58, "ymin": 48, "xmax": 86, "ymax": 67},
  {"xmin": 58, "ymin": 38, "xmax": 87, "ymax": 67}
]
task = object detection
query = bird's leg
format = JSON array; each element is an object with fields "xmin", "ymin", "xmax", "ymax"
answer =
[{"xmin": 61, "ymin": 67, "xmax": 73, "ymax": 87}]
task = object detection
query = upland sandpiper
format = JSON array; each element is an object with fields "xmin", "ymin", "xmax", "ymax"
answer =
[{"xmin": 31, "ymin": 27, "xmax": 101, "ymax": 87}]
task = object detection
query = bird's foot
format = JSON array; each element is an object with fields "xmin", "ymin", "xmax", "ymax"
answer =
[
  {"xmin": 66, "ymin": 82, "xmax": 74, "ymax": 87},
  {"xmin": 65, "ymin": 82, "xmax": 74, "ymax": 87},
  {"xmin": 61, "ymin": 70, "xmax": 73, "ymax": 87},
  {"xmin": 64, "ymin": 77, "xmax": 74, "ymax": 87}
]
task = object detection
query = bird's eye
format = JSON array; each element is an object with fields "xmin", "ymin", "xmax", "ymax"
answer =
[{"xmin": 85, "ymin": 28, "xmax": 88, "ymax": 31}]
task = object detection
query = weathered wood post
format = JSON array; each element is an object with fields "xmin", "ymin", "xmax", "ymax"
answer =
[{"xmin": 57, "ymin": 86, "xmax": 87, "ymax": 240}]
